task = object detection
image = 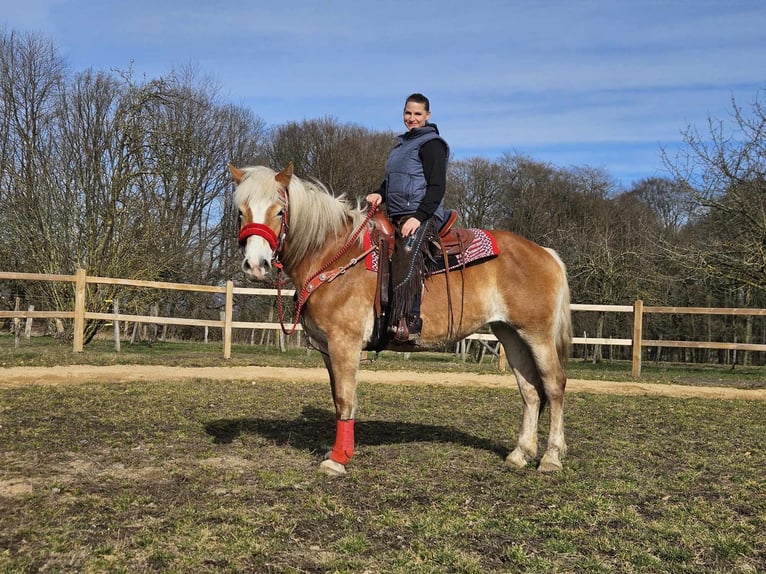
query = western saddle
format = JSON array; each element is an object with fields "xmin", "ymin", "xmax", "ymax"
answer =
[{"xmin": 368, "ymin": 209, "xmax": 473, "ymax": 349}]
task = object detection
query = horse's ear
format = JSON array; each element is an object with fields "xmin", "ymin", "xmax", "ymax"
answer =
[
  {"xmin": 228, "ymin": 163, "xmax": 245, "ymax": 184},
  {"xmin": 275, "ymin": 162, "xmax": 293, "ymax": 188}
]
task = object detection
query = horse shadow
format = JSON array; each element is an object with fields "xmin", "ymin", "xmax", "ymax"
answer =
[{"xmin": 204, "ymin": 406, "xmax": 509, "ymax": 460}]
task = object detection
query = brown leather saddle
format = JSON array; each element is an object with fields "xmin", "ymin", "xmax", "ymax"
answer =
[
  {"xmin": 367, "ymin": 210, "xmax": 473, "ymax": 349},
  {"xmin": 371, "ymin": 209, "xmax": 474, "ymax": 260}
]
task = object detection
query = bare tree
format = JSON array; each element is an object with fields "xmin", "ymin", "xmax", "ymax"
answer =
[
  {"xmin": 447, "ymin": 157, "xmax": 509, "ymax": 228},
  {"xmin": 0, "ymin": 34, "xmax": 268, "ymax": 342},
  {"xmin": 626, "ymin": 177, "xmax": 697, "ymax": 233},
  {"xmin": 492, "ymin": 155, "xmax": 580, "ymax": 247},
  {"xmin": 0, "ymin": 30, "xmax": 66, "ymax": 271},
  {"xmin": 664, "ymin": 89, "xmax": 766, "ymax": 295},
  {"xmin": 267, "ymin": 116, "xmax": 393, "ymax": 202}
]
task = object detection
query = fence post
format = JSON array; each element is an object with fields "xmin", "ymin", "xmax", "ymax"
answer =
[
  {"xmin": 149, "ymin": 304, "xmax": 158, "ymax": 343},
  {"xmin": 13, "ymin": 297, "xmax": 20, "ymax": 348},
  {"xmin": 73, "ymin": 268, "xmax": 86, "ymax": 352},
  {"xmin": 631, "ymin": 299, "xmax": 644, "ymax": 377},
  {"xmin": 113, "ymin": 298, "xmax": 121, "ymax": 353},
  {"xmin": 223, "ymin": 280, "xmax": 234, "ymax": 359},
  {"xmin": 24, "ymin": 305, "xmax": 34, "ymax": 338}
]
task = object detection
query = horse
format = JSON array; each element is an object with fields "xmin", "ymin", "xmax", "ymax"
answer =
[{"xmin": 228, "ymin": 162, "xmax": 572, "ymax": 476}]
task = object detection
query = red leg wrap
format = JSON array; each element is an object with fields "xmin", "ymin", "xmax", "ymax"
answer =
[{"xmin": 330, "ymin": 419, "xmax": 355, "ymax": 465}]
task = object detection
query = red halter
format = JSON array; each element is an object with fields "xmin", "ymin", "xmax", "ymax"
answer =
[
  {"xmin": 238, "ymin": 223, "xmax": 278, "ymax": 250},
  {"xmin": 238, "ymin": 189, "xmax": 290, "ymax": 260}
]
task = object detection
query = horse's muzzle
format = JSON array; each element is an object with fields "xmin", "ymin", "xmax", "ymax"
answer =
[{"xmin": 242, "ymin": 256, "xmax": 271, "ymax": 280}]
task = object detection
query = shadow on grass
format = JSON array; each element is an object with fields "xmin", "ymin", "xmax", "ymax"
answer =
[{"xmin": 204, "ymin": 406, "xmax": 509, "ymax": 459}]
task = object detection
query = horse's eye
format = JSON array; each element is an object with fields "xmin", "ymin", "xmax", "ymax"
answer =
[{"xmin": 276, "ymin": 209, "xmax": 284, "ymax": 217}]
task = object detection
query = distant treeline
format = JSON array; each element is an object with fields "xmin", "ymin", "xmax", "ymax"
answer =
[{"xmin": 1, "ymin": 29, "xmax": 764, "ymax": 359}]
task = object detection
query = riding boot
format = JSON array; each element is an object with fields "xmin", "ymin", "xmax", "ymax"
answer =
[
  {"xmin": 406, "ymin": 314, "xmax": 422, "ymax": 340},
  {"xmin": 393, "ymin": 317, "xmax": 410, "ymax": 343},
  {"xmin": 390, "ymin": 218, "xmax": 432, "ymax": 344},
  {"xmin": 393, "ymin": 314, "xmax": 421, "ymax": 344},
  {"xmin": 394, "ymin": 291, "xmax": 422, "ymax": 344},
  {"xmin": 405, "ymin": 286, "xmax": 423, "ymax": 342}
]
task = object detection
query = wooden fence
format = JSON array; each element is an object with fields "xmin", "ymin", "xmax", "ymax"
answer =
[{"xmin": 2, "ymin": 269, "xmax": 765, "ymax": 377}]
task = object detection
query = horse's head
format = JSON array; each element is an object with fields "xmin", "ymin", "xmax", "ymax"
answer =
[{"xmin": 228, "ymin": 162, "xmax": 293, "ymax": 280}]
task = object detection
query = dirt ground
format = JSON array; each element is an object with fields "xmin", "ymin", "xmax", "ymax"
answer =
[{"xmin": 1, "ymin": 364, "xmax": 765, "ymax": 401}]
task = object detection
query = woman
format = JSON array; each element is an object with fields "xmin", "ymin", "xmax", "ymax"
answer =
[{"xmin": 366, "ymin": 93, "xmax": 450, "ymax": 343}]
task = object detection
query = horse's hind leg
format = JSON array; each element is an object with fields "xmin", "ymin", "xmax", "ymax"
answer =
[
  {"xmin": 492, "ymin": 323, "xmax": 567, "ymax": 471},
  {"xmin": 491, "ymin": 324, "xmax": 544, "ymax": 469},
  {"xmin": 507, "ymin": 366, "xmax": 544, "ymax": 469},
  {"xmin": 533, "ymin": 344, "xmax": 567, "ymax": 472}
]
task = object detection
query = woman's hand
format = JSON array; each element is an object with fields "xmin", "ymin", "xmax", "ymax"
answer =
[
  {"xmin": 365, "ymin": 193, "xmax": 382, "ymax": 207},
  {"xmin": 400, "ymin": 217, "xmax": 421, "ymax": 237}
]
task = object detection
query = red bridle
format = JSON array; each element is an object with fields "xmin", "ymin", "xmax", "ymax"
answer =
[
  {"xmin": 237, "ymin": 189, "xmax": 289, "ymax": 261},
  {"xmin": 238, "ymin": 223, "xmax": 278, "ymax": 250},
  {"xmin": 237, "ymin": 182, "xmax": 378, "ymax": 335}
]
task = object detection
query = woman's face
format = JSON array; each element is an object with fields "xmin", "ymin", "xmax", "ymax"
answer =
[{"xmin": 403, "ymin": 101, "xmax": 430, "ymax": 130}]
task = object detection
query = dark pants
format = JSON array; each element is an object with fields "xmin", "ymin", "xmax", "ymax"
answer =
[{"xmin": 390, "ymin": 218, "xmax": 435, "ymax": 329}]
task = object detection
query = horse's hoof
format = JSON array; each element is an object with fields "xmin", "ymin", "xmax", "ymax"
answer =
[
  {"xmin": 505, "ymin": 448, "xmax": 530, "ymax": 469},
  {"xmin": 537, "ymin": 453, "xmax": 563, "ymax": 472},
  {"xmin": 318, "ymin": 458, "xmax": 347, "ymax": 477}
]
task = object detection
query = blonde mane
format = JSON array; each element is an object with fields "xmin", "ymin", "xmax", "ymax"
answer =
[{"xmin": 234, "ymin": 166, "xmax": 367, "ymax": 270}]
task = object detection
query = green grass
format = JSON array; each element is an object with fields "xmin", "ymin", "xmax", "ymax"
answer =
[
  {"xmin": 2, "ymin": 334, "xmax": 766, "ymax": 388},
  {"xmin": 1, "ymin": 378, "xmax": 764, "ymax": 573}
]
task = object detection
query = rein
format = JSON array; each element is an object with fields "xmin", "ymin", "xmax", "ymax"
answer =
[
  {"xmin": 273, "ymin": 200, "xmax": 379, "ymax": 335},
  {"xmin": 238, "ymin": 181, "xmax": 378, "ymax": 335}
]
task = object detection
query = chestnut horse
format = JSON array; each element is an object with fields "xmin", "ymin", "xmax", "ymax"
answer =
[{"xmin": 229, "ymin": 163, "xmax": 571, "ymax": 475}]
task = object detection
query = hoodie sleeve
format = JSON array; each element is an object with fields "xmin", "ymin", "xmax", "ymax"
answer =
[{"xmin": 414, "ymin": 138, "xmax": 448, "ymax": 222}]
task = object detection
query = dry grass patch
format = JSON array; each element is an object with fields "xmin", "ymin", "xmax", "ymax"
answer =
[{"xmin": 1, "ymin": 378, "xmax": 764, "ymax": 573}]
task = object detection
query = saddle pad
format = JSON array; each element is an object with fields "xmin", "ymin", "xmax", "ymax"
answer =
[{"xmin": 364, "ymin": 228, "xmax": 499, "ymax": 273}]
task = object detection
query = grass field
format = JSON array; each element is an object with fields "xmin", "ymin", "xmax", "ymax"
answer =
[
  {"xmin": 2, "ymin": 378, "xmax": 764, "ymax": 573},
  {"xmin": 1, "ymin": 336, "xmax": 765, "ymax": 572}
]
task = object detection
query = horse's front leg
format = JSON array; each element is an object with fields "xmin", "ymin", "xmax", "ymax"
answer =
[{"xmin": 318, "ymin": 338, "xmax": 362, "ymax": 477}]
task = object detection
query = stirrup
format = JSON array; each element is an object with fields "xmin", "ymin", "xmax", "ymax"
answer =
[{"xmin": 393, "ymin": 316, "xmax": 421, "ymax": 344}]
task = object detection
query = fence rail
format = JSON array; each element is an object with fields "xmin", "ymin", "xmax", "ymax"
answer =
[{"xmin": 2, "ymin": 269, "xmax": 765, "ymax": 377}]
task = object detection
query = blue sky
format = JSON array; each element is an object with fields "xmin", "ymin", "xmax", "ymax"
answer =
[{"xmin": 3, "ymin": 0, "xmax": 765, "ymax": 188}]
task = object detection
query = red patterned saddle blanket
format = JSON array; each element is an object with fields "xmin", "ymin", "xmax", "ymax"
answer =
[{"xmin": 363, "ymin": 227, "xmax": 499, "ymax": 274}]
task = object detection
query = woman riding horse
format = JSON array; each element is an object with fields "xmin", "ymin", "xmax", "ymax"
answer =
[{"xmin": 230, "ymin": 162, "xmax": 571, "ymax": 476}]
